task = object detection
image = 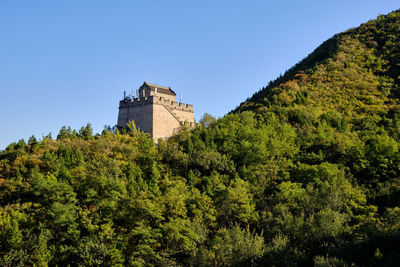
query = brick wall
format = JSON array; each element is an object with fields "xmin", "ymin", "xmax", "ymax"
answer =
[{"xmin": 117, "ymin": 95, "xmax": 195, "ymax": 141}]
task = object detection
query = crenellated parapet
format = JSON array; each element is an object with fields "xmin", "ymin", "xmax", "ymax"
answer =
[
  {"xmin": 117, "ymin": 82, "xmax": 195, "ymax": 142},
  {"xmin": 119, "ymin": 95, "xmax": 194, "ymax": 112}
]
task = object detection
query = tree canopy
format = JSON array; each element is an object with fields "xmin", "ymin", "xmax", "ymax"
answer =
[{"xmin": 2, "ymin": 9, "xmax": 400, "ymax": 266}]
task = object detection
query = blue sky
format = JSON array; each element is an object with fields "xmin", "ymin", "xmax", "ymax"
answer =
[{"xmin": 0, "ymin": 0, "xmax": 399, "ymax": 149}]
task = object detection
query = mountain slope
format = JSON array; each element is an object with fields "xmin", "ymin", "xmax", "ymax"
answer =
[
  {"xmin": 236, "ymin": 10, "xmax": 400, "ymax": 120},
  {"xmin": 1, "ymin": 9, "xmax": 400, "ymax": 267}
]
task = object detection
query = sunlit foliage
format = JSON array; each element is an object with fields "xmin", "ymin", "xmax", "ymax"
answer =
[{"xmin": 1, "ymin": 9, "xmax": 400, "ymax": 266}]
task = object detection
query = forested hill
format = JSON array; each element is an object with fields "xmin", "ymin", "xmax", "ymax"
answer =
[
  {"xmin": 236, "ymin": 9, "xmax": 400, "ymax": 118},
  {"xmin": 1, "ymin": 10, "xmax": 400, "ymax": 267}
]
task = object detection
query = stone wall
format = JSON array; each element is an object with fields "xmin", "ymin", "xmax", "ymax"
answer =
[
  {"xmin": 174, "ymin": 108, "xmax": 195, "ymax": 126},
  {"xmin": 152, "ymin": 104, "xmax": 181, "ymax": 141},
  {"xmin": 117, "ymin": 95, "xmax": 195, "ymax": 141},
  {"xmin": 117, "ymin": 100, "xmax": 153, "ymax": 134}
]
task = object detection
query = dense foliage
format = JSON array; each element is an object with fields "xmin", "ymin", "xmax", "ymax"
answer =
[{"xmin": 1, "ymin": 9, "xmax": 400, "ymax": 266}]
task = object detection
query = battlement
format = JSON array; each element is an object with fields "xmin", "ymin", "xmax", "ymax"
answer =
[
  {"xmin": 119, "ymin": 95, "xmax": 194, "ymax": 112},
  {"xmin": 117, "ymin": 82, "xmax": 195, "ymax": 142}
]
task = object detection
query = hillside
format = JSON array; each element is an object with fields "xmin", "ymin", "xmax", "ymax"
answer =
[
  {"xmin": 1, "ymin": 10, "xmax": 400, "ymax": 266},
  {"xmin": 237, "ymin": 10, "xmax": 400, "ymax": 119}
]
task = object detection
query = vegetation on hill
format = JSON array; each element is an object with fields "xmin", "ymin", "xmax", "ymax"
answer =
[{"xmin": 1, "ymin": 9, "xmax": 400, "ymax": 266}]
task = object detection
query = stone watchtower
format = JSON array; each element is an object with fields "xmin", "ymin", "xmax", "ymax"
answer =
[{"xmin": 117, "ymin": 82, "xmax": 195, "ymax": 141}]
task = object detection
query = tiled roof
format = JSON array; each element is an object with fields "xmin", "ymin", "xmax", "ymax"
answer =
[{"xmin": 143, "ymin": 82, "xmax": 176, "ymax": 96}]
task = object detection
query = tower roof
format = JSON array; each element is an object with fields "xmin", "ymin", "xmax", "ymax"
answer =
[{"xmin": 142, "ymin": 82, "xmax": 176, "ymax": 96}]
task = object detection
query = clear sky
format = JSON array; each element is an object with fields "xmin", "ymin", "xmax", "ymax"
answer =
[{"xmin": 0, "ymin": 0, "xmax": 399, "ymax": 149}]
